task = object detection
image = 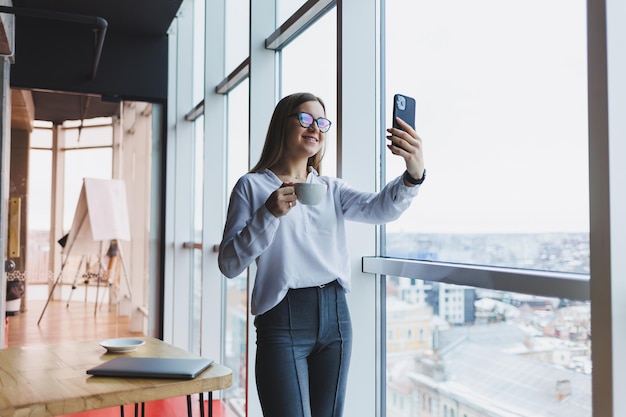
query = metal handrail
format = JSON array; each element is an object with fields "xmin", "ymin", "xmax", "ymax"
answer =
[{"xmin": 362, "ymin": 256, "xmax": 590, "ymax": 301}]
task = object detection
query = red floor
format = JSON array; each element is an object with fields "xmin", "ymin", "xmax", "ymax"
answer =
[{"xmin": 61, "ymin": 396, "xmax": 232, "ymax": 417}]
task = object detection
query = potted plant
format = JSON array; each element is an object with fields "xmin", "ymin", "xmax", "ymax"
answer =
[{"xmin": 6, "ymin": 274, "xmax": 25, "ymax": 315}]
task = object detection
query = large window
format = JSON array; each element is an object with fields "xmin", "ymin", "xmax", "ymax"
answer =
[
  {"xmin": 166, "ymin": 0, "xmax": 626, "ymax": 415},
  {"xmin": 384, "ymin": 0, "xmax": 590, "ymax": 416}
]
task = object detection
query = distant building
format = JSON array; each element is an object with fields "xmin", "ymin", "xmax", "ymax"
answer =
[
  {"xmin": 396, "ymin": 278, "xmax": 432, "ymax": 305},
  {"xmin": 386, "ymin": 323, "xmax": 592, "ymax": 417},
  {"xmin": 426, "ymin": 283, "xmax": 476, "ymax": 325},
  {"xmin": 387, "ymin": 297, "xmax": 434, "ymax": 353},
  {"xmin": 392, "ymin": 278, "xmax": 476, "ymax": 326},
  {"xmin": 409, "ymin": 340, "xmax": 591, "ymax": 417}
]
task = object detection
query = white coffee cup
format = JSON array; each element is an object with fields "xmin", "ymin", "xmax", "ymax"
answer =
[{"xmin": 295, "ymin": 183, "xmax": 326, "ymax": 205}]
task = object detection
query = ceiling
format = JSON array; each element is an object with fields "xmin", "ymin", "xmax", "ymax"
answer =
[{"xmin": 5, "ymin": 0, "xmax": 183, "ymax": 125}]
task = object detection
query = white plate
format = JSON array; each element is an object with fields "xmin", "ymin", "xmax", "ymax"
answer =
[{"xmin": 99, "ymin": 338, "xmax": 145, "ymax": 353}]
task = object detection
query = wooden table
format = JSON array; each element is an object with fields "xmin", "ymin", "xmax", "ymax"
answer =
[{"xmin": 0, "ymin": 337, "xmax": 232, "ymax": 417}]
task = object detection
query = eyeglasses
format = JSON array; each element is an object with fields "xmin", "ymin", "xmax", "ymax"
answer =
[{"xmin": 289, "ymin": 112, "xmax": 332, "ymax": 133}]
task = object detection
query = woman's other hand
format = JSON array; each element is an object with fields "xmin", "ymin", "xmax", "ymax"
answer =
[
  {"xmin": 265, "ymin": 183, "xmax": 298, "ymax": 217},
  {"xmin": 386, "ymin": 117, "xmax": 425, "ymax": 183}
]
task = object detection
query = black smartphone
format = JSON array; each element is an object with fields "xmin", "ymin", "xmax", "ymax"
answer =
[
  {"xmin": 391, "ymin": 94, "xmax": 415, "ymax": 150},
  {"xmin": 392, "ymin": 94, "xmax": 416, "ymax": 131}
]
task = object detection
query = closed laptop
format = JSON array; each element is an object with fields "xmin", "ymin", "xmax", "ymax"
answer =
[{"xmin": 86, "ymin": 357, "xmax": 214, "ymax": 379}]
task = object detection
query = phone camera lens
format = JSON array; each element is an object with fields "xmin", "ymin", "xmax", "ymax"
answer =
[{"xmin": 397, "ymin": 96, "xmax": 406, "ymax": 110}]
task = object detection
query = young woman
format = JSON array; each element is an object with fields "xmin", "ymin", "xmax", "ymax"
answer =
[{"xmin": 218, "ymin": 92, "xmax": 425, "ymax": 417}]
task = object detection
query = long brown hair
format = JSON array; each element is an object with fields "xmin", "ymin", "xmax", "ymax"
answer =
[{"xmin": 250, "ymin": 92, "xmax": 326, "ymax": 174}]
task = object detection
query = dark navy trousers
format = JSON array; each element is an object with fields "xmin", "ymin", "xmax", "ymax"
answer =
[{"xmin": 254, "ymin": 280, "xmax": 353, "ymax": 417}]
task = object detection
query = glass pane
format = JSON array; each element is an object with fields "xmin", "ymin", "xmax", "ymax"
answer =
[
  {"xmin": 31, "ymin": 127, "xmax": 53, "ymax": 148},
  {"xmin": 386, "ymin": 276, "xmax": 591, "ymax": 417},
  {"xmin": 27, "ymin": 149, "xmax": 52, "ymax": 284},
  {"xmin": 225, "ymin": 0, "xmax": 250, "ymax": 74},
  {"xmin": 384, "ymin": 0, "xmax": 589, "ymax": 273},
  {"xmin": 222, "ymin": 78, "xmax": 250, "ymax": 417},
  {"xmin": 277, "ymin": 0, "xmax": 306, "ymax": 24},
  {"xmin": 281, "ymin": 8, "xmax": 337, "ymax": 177},
  {"xmin": 191, "ymin": 115, "xmax": 205, "ymax": 355},
  {"xmin": 193, "ymin": 0, "xmax": 205, "ymax": 104}
]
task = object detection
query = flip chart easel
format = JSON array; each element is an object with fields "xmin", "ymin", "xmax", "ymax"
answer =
[{"xmin": 38, "ymin": 178, "xmax": 132, "ymax": 325}]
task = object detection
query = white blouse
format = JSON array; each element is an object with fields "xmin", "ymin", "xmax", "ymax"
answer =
[{"xmin": 218, "ymin": 168, "xmax": 420, "ymax": 315}]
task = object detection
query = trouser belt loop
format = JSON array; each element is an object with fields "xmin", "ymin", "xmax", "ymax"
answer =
[{"xmin": 318, "ymin": 279, "xmax": 339, "ymax": 289}]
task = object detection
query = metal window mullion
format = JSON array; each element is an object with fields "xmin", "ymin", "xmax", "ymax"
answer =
[
  {"xmin": 588, "ymin": 0, "xmax": 626, "ymax": 415},
  {"xmin": 247, "ymin": 0, "xmax": 278, "ymax": 414},
  {"xmin": 339, "ymin": 0, "xmax": 381, "ymax": 416},
  {"xmin": 49, "ymin": 124, "xmax": 66, "ymax": 298}
]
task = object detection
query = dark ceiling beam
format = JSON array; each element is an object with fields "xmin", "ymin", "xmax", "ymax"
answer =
[
  {"xmin": 0, "ymin": 5, "xmax": 107, "ymax": 79},
  {"xmin": 5, "ymin": 0, "xmax": 183, "ymax": 121},
  {"xmin": 10, "ymin": 21, "xmax": 169, "ymax": 103}
]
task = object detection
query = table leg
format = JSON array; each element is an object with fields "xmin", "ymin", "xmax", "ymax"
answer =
[
  {"xmin": 198, "ymin": 392, "xmax": 213, "ymax": 417},
  {"xmin": 186, "ymin": 395, "xmax": 192, "ymax": 417}
]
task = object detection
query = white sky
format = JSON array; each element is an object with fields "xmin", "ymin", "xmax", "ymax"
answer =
[{"xmin": 384, "ymin": 0, "xmax": 589, "ymax": 234}]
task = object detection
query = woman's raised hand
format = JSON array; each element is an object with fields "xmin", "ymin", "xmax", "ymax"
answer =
[{"xmin": 386, "ymin": 117, "xmax": 425, "ymax": 181}]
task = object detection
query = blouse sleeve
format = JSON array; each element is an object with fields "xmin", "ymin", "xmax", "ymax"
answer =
[
  {"xmin": 218, "ymin": 179, "xmax": 280, "ymax": 278},
  {"xmin": 340, "ymin": 174, "xmax": 420, "ymax": 224}
]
